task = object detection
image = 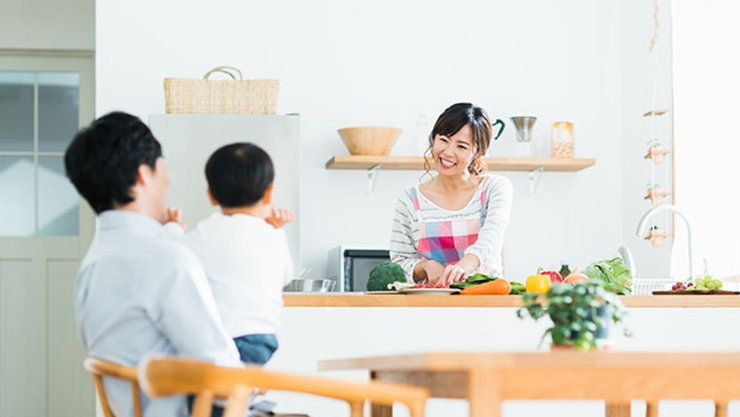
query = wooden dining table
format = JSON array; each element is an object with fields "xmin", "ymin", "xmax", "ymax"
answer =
[{"xmin": 318, "ymin": 351, "xmax": 740, "ymax": 417}]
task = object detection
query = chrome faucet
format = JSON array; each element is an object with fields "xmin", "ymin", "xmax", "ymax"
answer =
[{"xmin": 635, "ymin": 204, "xmax": 694, "ymax": 283}]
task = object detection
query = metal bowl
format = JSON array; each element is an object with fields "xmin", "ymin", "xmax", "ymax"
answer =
[{"xmin": 283, "ymin": 279, "xmax": 336, "ymax": 293}]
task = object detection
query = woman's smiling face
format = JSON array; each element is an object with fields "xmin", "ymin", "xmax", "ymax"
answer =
[{"xmin": 432, "ymin": 124, "xmax": 476, "ymax": 175}]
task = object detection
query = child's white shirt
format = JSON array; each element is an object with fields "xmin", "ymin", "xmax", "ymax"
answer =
[{"xmin": 171, "ymin": 212, "xmax": 294, "ymax": 338}]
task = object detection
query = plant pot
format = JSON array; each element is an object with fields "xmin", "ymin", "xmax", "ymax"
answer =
[
  {"xmin": 594, "ymin": 305, "xmax": 613, "ymax": 340},
  {"xmin": 549, "ymin": 341, "xmax": 613, "ymax": 352},
  {"xmin": 549, "ymin": 343, "xmax": 580, "ymax": 351}
]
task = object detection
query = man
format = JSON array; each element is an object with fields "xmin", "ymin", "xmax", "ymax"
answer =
[{"xmin": 65, "ymin": 111, "xmax": 241, "ymax": 417}]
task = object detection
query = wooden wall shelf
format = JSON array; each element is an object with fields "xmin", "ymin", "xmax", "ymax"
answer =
[{"xmin": 325, "ymin": 155, "xmax": 595, "ymax": 172}]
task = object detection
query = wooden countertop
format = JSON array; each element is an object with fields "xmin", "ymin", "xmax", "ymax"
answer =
[{"xmin": 283, "ymin": 293, "xmax": 740, "ymax": 308}]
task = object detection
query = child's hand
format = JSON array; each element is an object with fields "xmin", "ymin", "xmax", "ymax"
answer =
[
  {"xmin": 265, "ymin": 207, "xmax": 294, "ymax": 229},
  {"xmin": 165, "ymin": 207, "xmax": 186, "ymax": 229}
]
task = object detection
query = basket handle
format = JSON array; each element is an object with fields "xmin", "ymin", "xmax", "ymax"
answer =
[{"xmin": 203, "ymin": 66, "xmax": 243, "ymax": 80}]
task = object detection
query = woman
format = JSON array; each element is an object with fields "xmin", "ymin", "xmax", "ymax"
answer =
[{"xmin": 390, "ymin": 103, "xmax": 513, "ymax": 287}]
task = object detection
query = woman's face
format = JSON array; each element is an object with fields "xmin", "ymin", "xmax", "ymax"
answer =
[{"xmin": 431, "ymin": 124, "xmax": 476, "ymax": 176}]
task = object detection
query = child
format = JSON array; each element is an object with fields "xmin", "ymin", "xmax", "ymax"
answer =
[{"xmin": 170, "ymin": 142, "xmax": 294, "ymax": 364}]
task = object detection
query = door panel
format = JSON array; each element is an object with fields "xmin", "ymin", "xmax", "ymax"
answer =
[
  {"xmin": 47, "ymin": 259, "xmax": 88, "ymax": 416},
  {"xmin": 0, "ymin": 259, "xmax": 46, "ymax": 417}
]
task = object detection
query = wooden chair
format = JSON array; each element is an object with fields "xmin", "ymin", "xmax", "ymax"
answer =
[
  {"xmin": 139, "ymin": 356, "xmax": 429, "ymax": 417},
  {"xmin": 83, "ymin": 357, "xmax": 143, "ymax": 417}
]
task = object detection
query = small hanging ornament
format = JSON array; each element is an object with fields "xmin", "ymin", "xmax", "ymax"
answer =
[
  {"xmin": 644, "ymin": 182, "xmax": 668, "ymax": 205},
  {"xmin": 644, "ymin": 139, "xmax": 669, "ymax": 164},
  {"xmin": 646, "ymin": 225, "xmax": 666, "ymax": 247}
]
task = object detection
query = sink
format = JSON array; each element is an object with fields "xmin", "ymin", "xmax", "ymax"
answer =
[
  {"xmin": 632, "ymin": 277, "xmax": 675, "ymax": 295},
  {"xmin": 283, "ymin": 279, "xmax": 336, "ymax": 293}
]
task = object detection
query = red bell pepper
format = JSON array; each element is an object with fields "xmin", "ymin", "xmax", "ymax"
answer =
[{"xmin": 540, "ymin": 269, "xmax": 562, "ymax": 283}]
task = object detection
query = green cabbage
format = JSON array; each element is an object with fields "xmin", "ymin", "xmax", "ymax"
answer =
[{"xmin": 582, "ymin": 257, "xmax": 633, "ymax": 295}]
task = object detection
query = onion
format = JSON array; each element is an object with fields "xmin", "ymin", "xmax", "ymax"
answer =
[{"xmin": 564, "ymin": 268, "xmax": 589, "ymax": 284}]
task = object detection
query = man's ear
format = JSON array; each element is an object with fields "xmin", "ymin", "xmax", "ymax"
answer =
[
  {"xmin": 126, "ymin": 164, "xmax": 151, "ymax": 203},
  {"xmin": 262, "ymin": 184, "xmax": 274, "ymax": 205},
  {"xmin": 206, "ymin": 188, "xmax": 219, "ymax": 206},
  {"xmin": 130, "ymin": 164, "xmax": 154, "ymax": 200},
  {"xmin": 136, "ymin": 164, "xmax": 152, "ymax": 186}
]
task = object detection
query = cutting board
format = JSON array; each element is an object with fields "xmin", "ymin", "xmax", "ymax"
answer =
[{"xmin": 652, "ymin": 290, "xmax": 740, "ymax": 295}]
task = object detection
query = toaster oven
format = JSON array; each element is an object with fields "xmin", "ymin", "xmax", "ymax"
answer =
[{"xmin": 327, "ymin": 245, "xmax": 390, "ymax": 292}]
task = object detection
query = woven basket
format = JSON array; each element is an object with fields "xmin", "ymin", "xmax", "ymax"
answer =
[{"xmin": 164, "ymin": 66, "xmax": 279, "ymax": 114}]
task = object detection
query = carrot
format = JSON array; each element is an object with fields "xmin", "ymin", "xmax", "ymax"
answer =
[{"xmin": 460, "ymin": 278, "xmax": 511, "ymax": 295}]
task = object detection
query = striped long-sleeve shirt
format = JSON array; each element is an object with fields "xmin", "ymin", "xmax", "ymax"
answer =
[{"xmin": 389, "ymin": 174, "xmax": 513, "ymax": 281}]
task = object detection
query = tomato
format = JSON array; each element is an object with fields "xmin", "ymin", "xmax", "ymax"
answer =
[{"xmin": 525, "ymin": 273, "xmax": 551, "ymax": 294}]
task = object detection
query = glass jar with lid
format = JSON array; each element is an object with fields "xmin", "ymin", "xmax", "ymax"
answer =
[{"xmin": 552, "ymin": 121, "xmax": 574, "ymax": 158}]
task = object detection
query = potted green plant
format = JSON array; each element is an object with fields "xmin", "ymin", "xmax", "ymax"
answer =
[{"xmin": 516, "ymin": 280, "xmax": 632, "ymax": 350}]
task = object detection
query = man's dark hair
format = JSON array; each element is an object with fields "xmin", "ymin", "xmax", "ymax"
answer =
[
  {"xmin": 64, "ymin": 111, "xmax": 162, "ymax": 214},
  {"xmin": 205, "ymin": 142, "xmax": 274, "ymax": 208}
]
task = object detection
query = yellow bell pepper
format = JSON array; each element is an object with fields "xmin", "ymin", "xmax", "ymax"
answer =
[{"xmin": 525, "ymin": 268, "xmax": 551, "ymax": 294}]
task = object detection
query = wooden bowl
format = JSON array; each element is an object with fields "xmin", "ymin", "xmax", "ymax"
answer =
[{"xmin": 337, "ymin": 126, "xmax": 402, "ymax": 156}]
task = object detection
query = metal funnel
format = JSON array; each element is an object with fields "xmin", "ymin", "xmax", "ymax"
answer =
[{"xmin": 510, "ymin": 116, "xmax": 537, "ymax": 142}]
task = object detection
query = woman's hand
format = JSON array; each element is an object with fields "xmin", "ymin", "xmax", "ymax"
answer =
[
  {"xmin": 424, "ymin": 254, "xmax": 480, "ymax": 286},
  {"xmin": 414, "ymin": 259, "xmax": 445, "ymax": 283},
  {"xmin": 265, "ymin": 207, "xmax": 294, "ymax": 229},
  {"xmin": 436, "ymin": 264, "xmax": 467, "ymax": 287}
]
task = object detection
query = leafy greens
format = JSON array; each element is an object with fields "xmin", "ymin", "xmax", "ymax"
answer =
[
  {"xmin": 450, "ymin": 273, "xmax": 496, "ymax": 289},
  {"xmin": 582, "ymin": 257, "xmax": 633, "ymax": 295}
]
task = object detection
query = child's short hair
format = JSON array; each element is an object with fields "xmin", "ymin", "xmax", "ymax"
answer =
[{"xmin": 205, "ymin": 142, "xmax": 274, "ymax": 208}]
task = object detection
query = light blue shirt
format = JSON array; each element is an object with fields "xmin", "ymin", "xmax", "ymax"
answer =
[{"xmin": 75, "ymin": 210, "xmax": 241, "ymax": 417}]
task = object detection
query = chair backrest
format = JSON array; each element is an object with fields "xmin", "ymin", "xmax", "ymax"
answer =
[
  {"xmin": 139, "ymin": 356, "xmax": 429, "ymax": 417},
  {"xmin": 84, "ymin": 357, "xmax": 143, "ymax": 417}
]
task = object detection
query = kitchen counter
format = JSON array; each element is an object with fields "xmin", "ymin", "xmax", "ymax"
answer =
[
  {"xmin": 273, "ymin": 293, "xmax": 740, "ymax": 417},
  {"xmin": 283, "ymin": 293, "xmax": 740, "ymax": 308}
]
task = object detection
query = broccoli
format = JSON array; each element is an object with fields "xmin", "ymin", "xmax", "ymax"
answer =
[{"xmin": 366, "ymin": 261, "xmax": 406, "ymax": 291}]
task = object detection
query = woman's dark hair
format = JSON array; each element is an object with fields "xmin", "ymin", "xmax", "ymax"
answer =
[
  {"xmin": 64, "ymin": 111, "xmax": 162, "ymax": 214},
  {"xmin": 205, "ymin": 142, "xmax": 274, "ymax": 208},
  {"xmin": 423, "ymin": 102, "xmax": 493, "ymax": 176}
]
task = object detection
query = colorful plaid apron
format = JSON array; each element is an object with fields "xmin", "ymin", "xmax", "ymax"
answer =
[{"xmin": 411, "ymin": 185, "xmax": 489, "ymax": 270}]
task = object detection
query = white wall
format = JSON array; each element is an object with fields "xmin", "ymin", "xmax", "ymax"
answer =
[
  {"xmin": 672, "ymin": 1, "xmax": 740, "ymax": 281},
  {"xmin": 0, "ymin": 0, "xmax": 94, "ymax": 50},
  {"xmin": 96, "ymin": 0, "xmax": 671, "ymax": 283}
]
